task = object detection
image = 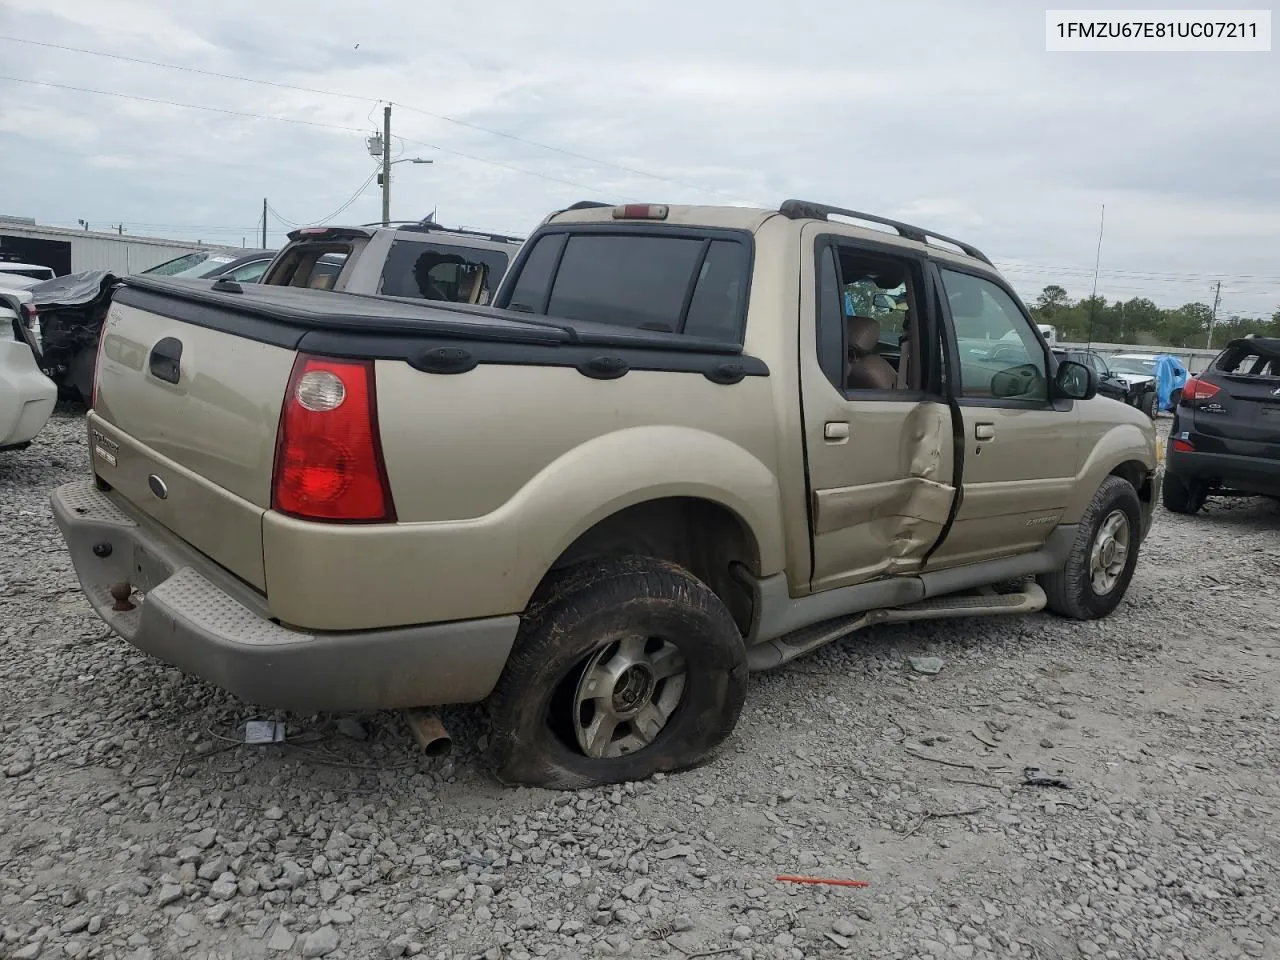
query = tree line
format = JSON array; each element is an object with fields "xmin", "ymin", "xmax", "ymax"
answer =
[{"xmin": 1027, "ymin": 285, "xmax": 1280, "ymax": 349}]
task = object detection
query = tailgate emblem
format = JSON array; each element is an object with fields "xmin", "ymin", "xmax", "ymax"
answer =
[{"xmin": 147, "ymin": 474, "xmax": 169, "ymax": 500}]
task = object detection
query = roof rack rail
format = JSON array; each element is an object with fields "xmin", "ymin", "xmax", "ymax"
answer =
[
  {"xmin": 395, "ymin": 222, "xmax": 525, "ymax": 245},
  {"xmin": 777, "ymin": 199, "xmax": 992, "ymax": 265}
]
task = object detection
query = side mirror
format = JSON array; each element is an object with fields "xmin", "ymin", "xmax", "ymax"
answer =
[{"xmin": 1055, "ymin": 359, "xmax": 1097, "ymax": 400}]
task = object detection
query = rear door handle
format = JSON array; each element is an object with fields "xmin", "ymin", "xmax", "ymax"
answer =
[
  {"xmin": 824, "ymin": 421, "xmax": 850, "ymax": 442},
  {"xmin": 975, "ymin": 423, "xmax": 996, "ymax": 441}
]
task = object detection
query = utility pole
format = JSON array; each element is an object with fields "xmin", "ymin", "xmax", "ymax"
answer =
[
  {"xmin": 381, "ymin": 104, "xmax": 392, "ymax": 225},
  {"xmin": 262, "ymin": 198, "xmax": 268, "ymax": 249},
  {"xmin": 1207, "ymin": 281, "xmax": 1222, "ymax": 349}
]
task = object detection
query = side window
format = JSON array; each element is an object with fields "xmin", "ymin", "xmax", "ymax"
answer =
[
  {"xmin": 1089, "ymin": 353, "xmax": 1109, "ymax": 377},
  {"xmin": 941, "ymin": 269, "xmax": 1048, "ymax": 402},
  {"xmin": 380, "ymin": 241, "xmax": 510, "ymax": 305},
  {"xmin": 818, "ymin": 244, "xmax": 921, "ymax": 393},
  {"xmin": 229, "ymin": 260, "xmax": 270, "ymax": 283}
]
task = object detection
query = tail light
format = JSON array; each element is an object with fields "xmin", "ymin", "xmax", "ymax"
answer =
[
  {"xmin": 272, "ymin": 354, "xmax": 396, "ymax": 523},
  {"xmin": 1172, "ymin": 438, "xmax": 1195, "ymax": 453},
  {"xmin": 1181, "ymin": 377, "xmax": 1220, "ymax": 403}
]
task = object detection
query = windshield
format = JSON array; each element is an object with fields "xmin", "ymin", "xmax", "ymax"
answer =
[
  {"xmin": 142, "ymin": 251, "xmax": 237, "ymax": 278},
  {"xmin": 1109, "ymin": 357, "xmax": 1156, "ymax": 375}
]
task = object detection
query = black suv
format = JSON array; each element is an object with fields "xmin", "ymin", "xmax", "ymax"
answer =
[
  {"xmin": 1053, "ymin": 348, "xmax": 1157, "ymax": 417},
  {"xmin": 1163, "ymin": 337, "xmax": 1280, "ymax": 513}
]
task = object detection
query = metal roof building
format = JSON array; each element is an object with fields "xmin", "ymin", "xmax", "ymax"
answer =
[{"xmin": 0, "ymin": 216, "xmax": 236, "ymax": 276}]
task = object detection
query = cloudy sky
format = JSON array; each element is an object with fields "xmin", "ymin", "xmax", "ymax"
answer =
[{"xmin": 1, "ymin": 0, "xmax": 1277, "ymax": 316}]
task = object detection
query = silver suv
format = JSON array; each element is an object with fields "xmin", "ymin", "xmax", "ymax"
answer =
[{"xmin": 258, "ymin": 220, "xmax": 523, "ymax": 306}]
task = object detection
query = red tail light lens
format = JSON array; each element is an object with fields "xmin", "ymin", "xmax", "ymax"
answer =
[
  {"xmin": 1182, "ymin": 377, "xmax": 1220, "ymax": 403},
  {"xmin": 1172, "ymin": 438, "xmax": 1195, "ymax": 453},
  {"xmin": 272, "ymin": 355, "xmax": 396, "ymax": 523}
]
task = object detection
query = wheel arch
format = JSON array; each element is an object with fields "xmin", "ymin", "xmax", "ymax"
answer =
[{"xmin": 536, "ymin": 495, "xmax": 766, "ymax": 634}]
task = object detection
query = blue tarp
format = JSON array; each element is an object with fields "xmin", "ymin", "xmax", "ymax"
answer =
[{"xmin": 1154, "ymin": 354, "xmax": 1189, "ymax": 411}]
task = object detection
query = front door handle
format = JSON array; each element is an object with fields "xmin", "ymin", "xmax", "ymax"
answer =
[
  {"xmin": 975, "ymin": 423, "xmax": 996, "ymax": 441},
  {"xmin": 824, "ymin": 421, "xmax": 850, "ymax": 442}
]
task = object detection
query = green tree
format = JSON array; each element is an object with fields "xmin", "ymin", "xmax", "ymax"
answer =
[{"xmin": 1034, "ymin": 285, "xmax": 1071, "ymax": 312}]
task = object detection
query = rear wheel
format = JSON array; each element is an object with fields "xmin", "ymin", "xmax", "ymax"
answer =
[
  {"xmin": 486, "ymin": 556, "xmax": 747, "ymax": 789},
  {"xmin": 1040, "ymin": 476, "xmax": 1142, "ymax": 620},
  {"xmin": 1162, "ymin": 470, "xmax": 1205, "ymax": 515}
]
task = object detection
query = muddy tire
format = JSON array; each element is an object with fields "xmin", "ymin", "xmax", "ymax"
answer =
[
  {"xmin": 486, "ymin": 556, "xmax": 747, "ymax": 789},
  {"xmin": 1162, "ymin": 470, "xmax": 1205, "ymax": 515},
  {"xmin": 1039, "ymin": 476, "xmax": 1142, "ymax": 620},
  {"xmin": 1138, "ymin": 390, "xmax": 1157, "ymax": 419}
]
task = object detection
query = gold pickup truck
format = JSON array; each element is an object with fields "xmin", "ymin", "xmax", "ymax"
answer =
[{"xmin": 51, "ymin": 200, "xmax": 1159, "ymax": 788}]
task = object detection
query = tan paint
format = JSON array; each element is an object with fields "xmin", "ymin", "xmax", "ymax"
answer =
[
  {"xmin": 86, "ymin": 412, "xmax": 268, "ymax": 589},
  {"xmin": 96, "ymin": 302, "xmax": 293, "ymax": 507},
  {"xmin": 795, "ymin": 221, "xmax": 956, "ymax": 591},
  {"xmin": 87, "ymin": 204, "xmax": 1158, "ymax": 637}
]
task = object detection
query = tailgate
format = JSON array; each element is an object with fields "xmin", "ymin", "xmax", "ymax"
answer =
[
  {"xmin": 91, "ymin": 298, "xmax": 298, "ymax": 590},
  {"xmin": 1193, "ymin": 342, "xmax": 1280, "ymax": 458}
]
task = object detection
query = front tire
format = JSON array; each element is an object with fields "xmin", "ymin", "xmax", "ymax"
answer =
[
  {"xmin": 1139, "ymin": 390, "xmax": 1157, "ymax": 419},
  {"xmin": 1039, "ymin": 476, "xmax": 1142, "ymax": 620},
  {"xmin": 1162, "ymin": 470, "xmax": 1205, "ymax": 515},
  {"xmin": 486, "ymin": 556, "xmax": 747, "ymax": 789}
]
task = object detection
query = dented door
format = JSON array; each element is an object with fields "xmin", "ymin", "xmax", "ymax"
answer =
[{"xmin": 798, "ymin": 226, "xmax": 958, "ymax": 593}]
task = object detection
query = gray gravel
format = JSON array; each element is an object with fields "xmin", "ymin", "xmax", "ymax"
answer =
[{"xmin": 3, "ymin": 409, "xmax": 1280, "ymax": 960}]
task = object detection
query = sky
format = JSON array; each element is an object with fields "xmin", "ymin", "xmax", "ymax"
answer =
[{"xmin": 0, "ymin": 0, "xmax": 1278, "ymax": 317}]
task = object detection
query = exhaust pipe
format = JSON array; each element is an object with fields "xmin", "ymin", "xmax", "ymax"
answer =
[{"xmin": 404, "ymin": 708, "xmax": 452, "ymax": 758}]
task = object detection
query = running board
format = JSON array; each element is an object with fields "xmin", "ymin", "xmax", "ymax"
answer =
[{"xmin": 746, "ymin": 583, "xmax": 1046, "ymax": 672}]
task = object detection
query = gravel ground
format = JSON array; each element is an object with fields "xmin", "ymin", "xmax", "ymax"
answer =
[{"xmin": 3, "ymin": 409, "xmax": 1280, "ymax": 960}]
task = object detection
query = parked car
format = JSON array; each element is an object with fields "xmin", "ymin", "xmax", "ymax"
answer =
[
  {"xmin": 1, "ymin": 272, "xmax": 41, "ymax": 339},
  {"xmin": 17, "ymin": 272, "xmax": 120, "ymax": 401},
  {"xmin": 0, "ymin": 256, "xmax": 56, "ymax": 282},
  {"xmin": 0, "ymin": 329, "xmax": 56, "ymax": 451},
  {"xmin": 141, "ymin": 248, "xmax": 277, "ymax": 283},
  {"xmin": 1110, "ymin": 352, "xmax": 1188, "ymax": 410},
  {"xmin": 50, "ymin": 199, "xmax": 1158, "ymax": 787},
  {"xmin": 260, "ymin": 219, "xmax": 522, "ymax": 305},
  {"xmin": 1053, "ymin": 348, "xmax": 1157, "ymax": 417},
  {"xmin": 1162, "ymin": 336, "xmax": 1280, "ymax": 513}
]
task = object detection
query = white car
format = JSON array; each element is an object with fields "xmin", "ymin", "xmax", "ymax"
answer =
[
  {"xmin": 0, "ymin": 274, "xmax": 56, "ymax": 450},
  {"xmin": 1107, "ymin": 354, "xmax": 1160, "ymax": 391},
  {"xmin": 0, "ymin": 260, "xmax": 56, "ymax": 282}
]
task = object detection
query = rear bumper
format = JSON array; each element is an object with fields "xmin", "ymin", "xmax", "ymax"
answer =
[
  {"xmin": 50, "ymin": 480, "xmax": 520, "ymax": 711},
  {"xmin": 1166, "ymin": 446, "xmax": 1280, "ymax": 497}
]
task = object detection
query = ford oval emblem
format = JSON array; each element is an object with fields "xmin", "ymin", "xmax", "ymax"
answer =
[{"xmin": 147, "ymin": 474, "xmax": 169, "ymax": 500}]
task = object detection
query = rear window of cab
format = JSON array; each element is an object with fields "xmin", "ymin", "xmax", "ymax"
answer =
[{"xmin": 501, "ymin": 230, "xmax": 752, "ymax": 343}]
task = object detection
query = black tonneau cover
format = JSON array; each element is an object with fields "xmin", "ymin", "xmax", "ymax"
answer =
[{"xmin": 118, "ymin": 275, "xmax": 745, "ymax": 356}]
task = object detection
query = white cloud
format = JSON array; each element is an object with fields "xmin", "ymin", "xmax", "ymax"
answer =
[{"xmin": 0, "ymin": 0, "xmax": 1277, "ymax": 315}]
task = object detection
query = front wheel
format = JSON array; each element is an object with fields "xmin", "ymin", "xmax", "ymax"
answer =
[
  {"xmin": 1139, "ymin": 390, "xmax": 1157, "ymax": 419},
  {"xmin": 486, "ymin": 556, "xmax": 747, "ymax": 789},
  {"xmin": 1039, "ymin": 476, "xmax": 1142, "ymax": 620}
]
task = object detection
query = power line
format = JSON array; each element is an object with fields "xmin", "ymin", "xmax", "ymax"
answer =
[
  {"xmin": 0, "ymin": 75, "xmax": 366, "ymax": 134},
  {"xmin": 0, "ymin": 34, "xmax": 736, "ymax": 198},
  {"xmin": 0, "ymin": 75, "xmax": 616, "ymax": 197}
]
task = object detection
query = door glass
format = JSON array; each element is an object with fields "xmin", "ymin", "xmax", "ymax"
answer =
[
  {"xmin": 941, "ymin": 269, "xmax": 1048, "ymax": 401},
  {"xmin": 229, "ymin": 260, "xmax": 270, "ymax": 283}
]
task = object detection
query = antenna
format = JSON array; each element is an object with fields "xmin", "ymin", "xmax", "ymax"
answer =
[{"xmin": 1086, "ymin": 203, "xmax": 1105, "ymax": 349}]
